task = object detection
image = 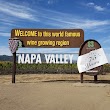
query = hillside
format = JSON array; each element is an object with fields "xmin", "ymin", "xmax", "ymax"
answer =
[{"xmin": 0, "ymin": 55, "xmax": 12, "ymax": 61}]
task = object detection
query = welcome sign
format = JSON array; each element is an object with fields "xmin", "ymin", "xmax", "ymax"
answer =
[
  {"xmin": 11, "ymin": 29, "xmax": 84, "ymax": 48},
  {"xmin": 10, "ymin": 28, "xmax": 84, "ymax": 83}
]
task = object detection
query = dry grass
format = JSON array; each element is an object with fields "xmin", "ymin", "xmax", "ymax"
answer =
[{"xmin": 0, "ymin": 73, "xmax": 110, "ymax": 84}]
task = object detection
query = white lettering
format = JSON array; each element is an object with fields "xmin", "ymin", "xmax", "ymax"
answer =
[
  {"xmin": 45, "ymin": 54, "xmax": 51, "ymax": 63},
  {"xmin": 50, "ymin": 54, "xmax": 55, "ymax": 63},
  {"xmin": 31, "ymin": 54, "xmax": 36, "ymax": 63},
  {"xmin": 25, "ymin": 54, "xmax": 30, "ymax": 64},
  {"xmin": 36, "ymin": 54, "xmax": 41, "ymax": 63},
  {"xmin": 17, "ymin": 53, "xmax": 74, "ymax": 64},
  {"xmin": 18, "ymin": 54, "xmax": 24, "ymax": 63},
  {"xmin": 69, "ymin": 54, "xmax": 74, "ymax": 64}
]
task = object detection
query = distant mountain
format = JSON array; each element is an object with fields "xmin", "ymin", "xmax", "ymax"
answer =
[{"xmin": 0, "ymin": 55, "xmax": 13, "ymax": 61}]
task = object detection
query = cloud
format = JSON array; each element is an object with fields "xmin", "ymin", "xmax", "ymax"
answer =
[
  {"xmin": 0, "ymin": 2, "xmax": 39, "ymax": 21},
  {"xmin": 0, "ymin": 46, "xmax": 79, "ymax": 56},
  {"xmin": 39, "ymin": 10, "xmax": 110, "ymax": 29},
  {"xmin": 87, "ymin": 2, "xmax": 95, "ymax": 6},
  {"xmin": 47, "ymin": 0, "xmax": 57, "ymax": 4},
  {"xmin": 0, "ymin": 1, "xmax": 109, "ymax": 30},
  {"xmin": 107, "ymin": 3, "xmax": 110, "ymax": 6},
  {"xmin": 103, "ymin": 48, "xmax": 110, "ymax": 63},
  {"xmin": 99, "ymin": 36, "xmax": 110, "ymax": 46},
  {"xmin": 81, "ymin": 20, "xmax": 109, "ymax": 29},
  {"xmin": 0, "ymin": 32, "xmax": 10, "ymax": 37},
  {"xmin": 90, "ymin": 26, "xmax": 110, "ymax": 33},
  {"xmin": 94, "ymin": 5, "xmax": 105, "ymax": 11},
  {"xmin": 0, "ymin": 46, "xmax": 11, "ymax": 55},
  {"xmin": 36, "ymin": 0, "xmax": 58, "ymax": 5},
  {"xmin": 87, "ymin": 2, "xmax": 105, "ymax": 11},
  {"xmin": 0, "ymin": 1, "xmax": 110, "ymax": 34},
  {"xmin": 17, "ymin": 48, "xmax": 79, "ymax": 54}
]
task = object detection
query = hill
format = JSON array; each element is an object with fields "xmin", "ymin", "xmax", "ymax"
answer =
[{"xmin": 0, "ymin": 55, "xmax": 13, "ymax": 61}]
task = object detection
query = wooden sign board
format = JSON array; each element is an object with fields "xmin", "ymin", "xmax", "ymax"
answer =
[
  {"xmin": 79, "ymin": 39, "xmax": 103, "ymax": 83},
  {"xmin": 10, "ymin": 28, "xmax": 84, "ymax": 83},
  {"xmin": 11, "ymin": 29, "xmax": 84, "ymax": 48}
]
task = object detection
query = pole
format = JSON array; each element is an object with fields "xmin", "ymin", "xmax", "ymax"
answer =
[
  {"xmin": 12, "ymin": 52, "xmax": 16, "ymax": 83},
  {"xmin": 94, "ymin": 75, "xmax": 97, "ymax": 82},
  {"xmin": 80, "ymin": 73, "xmax": 83, "ymax": 83}
]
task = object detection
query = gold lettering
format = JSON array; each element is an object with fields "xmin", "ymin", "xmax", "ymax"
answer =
[
  {"xmin": 65, "ymin": 31, "xmax": 80, "ymax": 37},
  {"xmin": 27, "ymin": 40, "xmax": 37, "ymax": 45},
  {"xmin": 15, "ymin": 30, "xmax": 37, "ymax": 37}
]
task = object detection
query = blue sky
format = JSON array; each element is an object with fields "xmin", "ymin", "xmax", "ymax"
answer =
[{"xmin": 0, "ymin": 0, "xmax": 110, "ymax": 61}]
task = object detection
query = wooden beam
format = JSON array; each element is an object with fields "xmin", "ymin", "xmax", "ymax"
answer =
[{"xmin": 12, "ymin": 52, "xmax": 16, "ymax": 83}]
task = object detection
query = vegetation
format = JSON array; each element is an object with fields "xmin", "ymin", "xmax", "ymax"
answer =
[{"xmin": 0, "ymin": 61, "xmax": 110, "ymax": 75}]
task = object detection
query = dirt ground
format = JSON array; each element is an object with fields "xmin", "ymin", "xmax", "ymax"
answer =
[{"xmin": 0, "ymin": 74, "xmax": 110, "ymax": 110}]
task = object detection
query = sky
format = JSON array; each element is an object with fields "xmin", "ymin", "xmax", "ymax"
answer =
[{"xmin": 0, "ymin": 0, "xmax": 110, "ymax": 62}]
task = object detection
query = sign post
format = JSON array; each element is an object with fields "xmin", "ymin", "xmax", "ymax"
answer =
[
  {"xmin": 78, "ymin": 39, "xmax": 104, "ymax": 83},
  {"xmin": 12, "ymin": 52, "xmax": 16, "ymax": 83},
  {"xmin": 9, "ymin": 38, "xmax": 20, "ymax": 83}
]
